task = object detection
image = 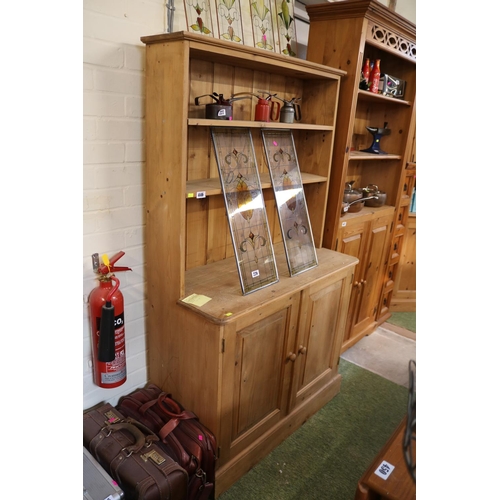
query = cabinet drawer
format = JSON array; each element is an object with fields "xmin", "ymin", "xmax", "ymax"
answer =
[
  {"xmin": 378, "ymin": 289, "xmax": 393, "ymax": 320},
  {"xmin": 401, "ymin": 172, "xmax": 416, "ymax": 200},
  {"xmin": 394, "ymin": 205, "xmax": 408, "ymax": 236},
  {"xmin": 384, "ymin": 263, "xmax": 397, "ymax": 289},
  {"xmin": 389, "ymin": 234, "xmax": 403, "ymax": 266}
]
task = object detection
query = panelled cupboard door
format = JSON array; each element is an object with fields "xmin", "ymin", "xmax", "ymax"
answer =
[
  {"xmin": 336, "ymin": 219, "xmax": 369, "ymax": 345},
  {"xmin": 351, "ymin": 213, "xmax": 393, "ymax": 340},
  {"xmin": 218, "ymin": 294, "xmax": 300, "ymax": 465},
  {"xmin": 289, "ymin": 276, "xmax": 347, "ymax": 410}
]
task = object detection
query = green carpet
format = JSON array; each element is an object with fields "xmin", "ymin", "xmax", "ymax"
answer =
[
  {"xmin": 219, "ymin": 359, "xmax": 409, "ymax": 500},
  {"xmin": 386, "ymin": 312, "xmax": 416, "ymax": 333}
]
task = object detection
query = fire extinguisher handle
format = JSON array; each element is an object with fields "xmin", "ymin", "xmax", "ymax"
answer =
[
  {"xmin": 109, "ymin": 251, "xmax": 126, "ymax": 265},
  {"xmin": 96, "ymin": 251, "xmax": 132, "ymax": 275}
]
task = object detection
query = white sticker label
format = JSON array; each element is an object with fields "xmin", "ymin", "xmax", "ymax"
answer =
[
  {"xmin": 196, "ymin": 191, "xmax": 206, "ymax": 199},
  {"xmin": 251, "ymin": 270, "xmax": 260, "ymax": 278},
  {"xmin": 341, "ymin": 221, "xmax": 347, "ymax": 227},
  {"xmin": 218, "ymin": 109, "xmax": 226, "ymax": 117},
  {"xmin": 374, "ymin": 460, "xmax": 394, "ymax": 480}
]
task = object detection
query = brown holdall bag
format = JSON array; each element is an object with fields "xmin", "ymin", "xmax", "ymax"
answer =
[
  {"xmin": 83, "ymin": 402, "xmax": 188, "ymax": 500},
  {"xmin": 116, "ymin": 384, "xmax": 217, "ymax": 500}
]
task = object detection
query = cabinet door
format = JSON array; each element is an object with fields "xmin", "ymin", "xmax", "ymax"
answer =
[
  {"xmin": 352, "ymin": 213, "xmax": 393, "ymax": 339},
  {"xmin": 336, "ymin": 219, "xmax": 369, "ymax": 345},
  {"xmin": 289, "ymin": 275, "xmax": 350, "ymax": 410},
  {"xmin": 390, "ymin": 214, "xmax": 416, "ymax": 312},
  {"xmin": 219, "ymin": 294, "xmax": 299, "ymax": 465}
]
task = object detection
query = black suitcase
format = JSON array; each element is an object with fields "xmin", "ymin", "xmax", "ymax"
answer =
[{"xmin": 83, "ymin": 402, "xmax": 188, "ymax": 500}]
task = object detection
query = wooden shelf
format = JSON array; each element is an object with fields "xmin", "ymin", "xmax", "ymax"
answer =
[
  {"xmin": 186, "ymin": 172, "xmax": 328, "ymax": 198},
  {"xmin": 141, "ymin": 31, "xmax": 347, "ymax": 81},
  {"xmin": 188, "ymin": 118, "xmax": 334, "ymax": 131},
  {"xmin": 339, "ymin": 205, "xmax": 395, "ymax": 223},
  {"xmin": 357, "ymin": 89, "xmax": 411, "ymax": 107},
  {"xmin": 349, "ymin": 150, "xmax": 401, "ymax": 161}
]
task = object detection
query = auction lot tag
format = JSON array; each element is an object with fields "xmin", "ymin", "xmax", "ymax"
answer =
[{"xmin": 374, "ymin": 460, "xmax": 394, "ymax": 480}]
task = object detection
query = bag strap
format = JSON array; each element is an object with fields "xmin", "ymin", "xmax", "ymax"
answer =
[{"xmin": 139, "ymin": 398, "xmax": 160, "ymax": 414}]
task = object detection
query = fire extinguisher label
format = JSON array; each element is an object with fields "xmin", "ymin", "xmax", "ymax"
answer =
[
  {"xmin": 101, "ymin": 365, "xmax": 126, "ymax": 384},
  {"xmin": 96, "ymin": 312, "xmax": 127, "ymax": 386}
]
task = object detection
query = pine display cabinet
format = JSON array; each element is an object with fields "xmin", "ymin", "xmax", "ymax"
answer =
[
  {"xmin": 140, "ymin": 31, "xmax": 358, "ymax": 496},
  {"xmin": 306, "ymin": 0, "xmax": 416, "ymax": 350}
]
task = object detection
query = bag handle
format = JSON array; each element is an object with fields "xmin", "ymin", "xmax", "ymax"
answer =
[
  {"xmin": 103, "ymin": 418, "xmax": 159, "ymax": 455},
  {"xmin": 156, "ymin": 394, "xmax": 198, "ymax": 440},
  {"xmin": 137, "ymin": 393, "xmax": 184, "ymax": 417},
  {"xmin": 157, "ymin": 393, "xmax": 196, "ymax": 419}
]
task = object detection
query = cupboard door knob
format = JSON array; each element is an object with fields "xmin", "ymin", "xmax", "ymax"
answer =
[
  {"xmin": 298, "ymin": 345, "xmax": 307, "ymax": 355},
  {"xmin": 287, "ymin": 352, "xmax": 297, "ymax": 361}
]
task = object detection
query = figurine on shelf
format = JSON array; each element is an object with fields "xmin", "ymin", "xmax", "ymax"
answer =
[
  {"xmin": 361, "ymin": 122, "xmax": 391, "ymax": 154},
  {"xmin": 368, "ymin": 59, "xmax": 381, "ymax": 94},
  {"xmin": 359, "ymin": 58, "xmax": 371, "ymax": 90}
]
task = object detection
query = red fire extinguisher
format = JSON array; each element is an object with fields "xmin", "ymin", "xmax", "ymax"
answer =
[{"xmin": 89, "ymin": 251, "xmax": 131, "ymax": 389}]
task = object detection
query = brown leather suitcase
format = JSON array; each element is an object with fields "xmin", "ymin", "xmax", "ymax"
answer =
[
  {"xmin": 83, "ymin": 402, "xmax": 188, "ymax": 500},
  {"xmin": 117, "ymin": 385, "xmax": 217, "ymax": 500}
]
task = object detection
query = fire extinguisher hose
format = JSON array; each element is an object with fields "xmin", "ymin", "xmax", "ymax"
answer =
[{"xmin": 97, "ymin": 275, "xmax": 120, "ymax": 363}]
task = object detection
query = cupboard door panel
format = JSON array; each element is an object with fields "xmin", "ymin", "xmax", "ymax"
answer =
[
  {"xmin": 224, "ymin": 297, "xmax": 298, "ymax": 461},
  {"xmin": 353, "ymin": 216, "xmax": 392, "ymax": 337},
  {"xmin": 291, "ymin": 278, "xmax": 344, "ymax": 408},
  {"xmin": 336, "ymin": 221, "xmax": 368, "ymax": 344},
  {"xmin": 233, "ymin": 310, "xmax": 286, "ymax": 436}
]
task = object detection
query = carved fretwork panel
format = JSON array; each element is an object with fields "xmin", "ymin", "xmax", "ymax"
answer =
[{"xmin": 367, "ymin": 21, "xmax": 416, "ymax": 61}]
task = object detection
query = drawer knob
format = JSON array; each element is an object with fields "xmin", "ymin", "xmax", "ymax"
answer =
[
  {"xmin": 298, "ymin": 345, "xmax": 307, "ymax": 355},
  {"xmin": 287, "ymin": 352, "xmax": 297, "ymax": 362}
]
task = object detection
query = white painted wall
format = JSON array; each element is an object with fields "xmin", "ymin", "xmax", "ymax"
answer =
[
  {"xmin": 83, "ymin": 0, "xmax": 166, "ymax": 409},
  {"xmin": 82, "ymin": 0, "xmax": 415, "ymax": 410},
  {"xmin": 380, "ymin": 0, "xmax": 415, "ymax": 24}
]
